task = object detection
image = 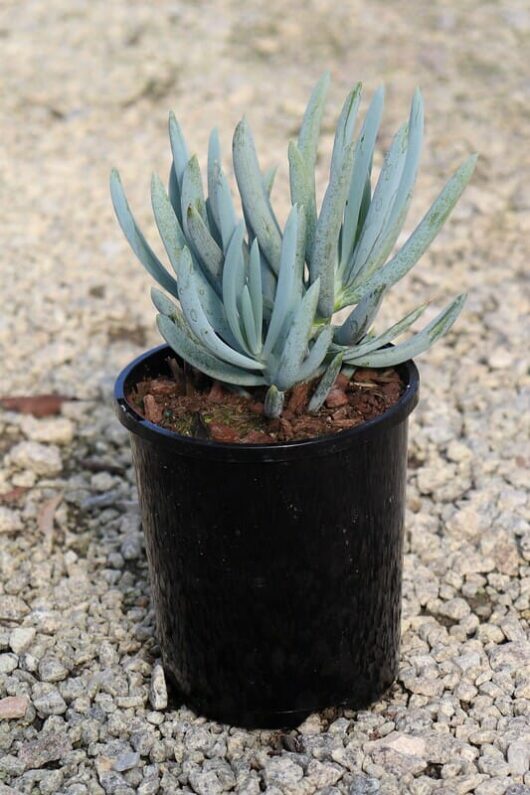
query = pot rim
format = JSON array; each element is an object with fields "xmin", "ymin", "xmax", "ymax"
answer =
[{"xmin": 114, "ymin": 344, "xmax": 419, "ymax": 461}]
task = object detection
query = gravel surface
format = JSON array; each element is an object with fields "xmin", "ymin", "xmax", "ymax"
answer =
[{"xmin": 1, "ymin": 1, "xmax": 529, "ymax": 793}]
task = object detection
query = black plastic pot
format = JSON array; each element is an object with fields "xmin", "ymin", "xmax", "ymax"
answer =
[{"xmin": 115, "ymin": 344, "xmax": 419, "ymax": 729}]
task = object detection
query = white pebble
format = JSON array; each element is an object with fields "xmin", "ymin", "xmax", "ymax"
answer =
[
  {"xmin": 8, "ymin": 441, "xmax": 62, "ymax": 476},
  {"xmin": 0, "ymin": 506, "xmax": 22, "ymax": 534},
  {"xmin": 20, "ymin": 416, "xmax": 74, "ymax": 445}
]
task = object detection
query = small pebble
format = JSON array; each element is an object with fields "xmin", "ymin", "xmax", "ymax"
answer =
[
  {"xmin": 149, "ymin": 663, "xmax": 168, "ymax": 710},
  {"xmin": 0, "ymin": 696, "xmax": 29, "ymax": 720},
  {"xmin": 7, "ymin": 441, "xmax": 62, "ymax": 476},
  {"xmin": 9, "ymin": 627, "xmax": 36, "ymax": 654}
]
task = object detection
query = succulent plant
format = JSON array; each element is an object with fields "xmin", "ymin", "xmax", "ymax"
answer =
[{"xmin": 110, "ymin": 73, "xmax": 476, "ymax": 418}]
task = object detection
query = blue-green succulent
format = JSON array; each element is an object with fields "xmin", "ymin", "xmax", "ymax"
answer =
[{"xmin": 110, "ymin": 73, "xmax": 476, "ymax": 418}]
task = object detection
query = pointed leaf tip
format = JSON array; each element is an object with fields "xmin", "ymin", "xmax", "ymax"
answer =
[
  {"xmin": 264, "ymin": 385, "xmax": 285, "ymax": 419},
  {"xmin": 308, "ymin": 352, "xmax": 344, "ymax": 413}
]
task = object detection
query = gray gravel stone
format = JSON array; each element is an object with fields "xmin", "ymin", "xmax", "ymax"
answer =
[
  {"xmin": 114, "ymin": 751, "xmax": 140, "ymax": 772},
  {"xmin": 0, "ymin": 757, "xmax": 25, "ymax": 778},
  {"xmin": 0, "ymin": 653, "xmax": 18, "ymax": 674},
  {"xmin": 349, "ymin": 774, "xmax": 381, "ymax": 793},
  {"xmin": 137, "ymin": 778, "xmax": 160, "ymax": 795},
  {"xmin": 120, "ymin": 533, "xmax": 143, "ymax": 560},
  {"xmin": 0, "ymin": 696, "xmax": 29, "ymax": 719},
  {"xmin": 489, "ymin": 641, "xmax": 530, "ymax": 672},
  {"xmin": 306, "ymin": 759, "xmax": 343, "ymax": 787},
  {"xmin": 19, "ymin": 416, "xmax": 74, "ymax": 445},
  {"xmin": 0, "ymin": 507, "xmax": 23, "ymax": 534},
  {"xmin": 38, "ymin": 656, "xmax": 69, "ymax": 682},
  {"xmin": 507, "ymin": 740, "xmax": 530, "ymax": 775},
  {"xmin": 7, "ymin": 441, "xmax": 62, "ymax": 476},
  {"xmin": 9, "ymin": 627, "xmax": 36, "ymax": 654},
  {"xmin": 18, "ymin": 732, "xmax": 72, "ymax": 770},
  {"xmin": 148, "ymin": 662, "xmax": 168, "ymax": 710},
  {"xmin": 263, "ymin": 756, "xmax": 304, "ymax": 792},
  {"xmin": 0, "ymin": 595, "xmax": 29, "ymax": 621},
  {"xmin": 32, "ymin": 686, "xmax": 67, "ymax": 716}
]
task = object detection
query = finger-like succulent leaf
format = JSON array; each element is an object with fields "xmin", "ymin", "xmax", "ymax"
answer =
[
  {"xmin": 157, "ymin": 314, "xmax": 266, "ymax": 386},
  {"xmin": 248, "ymin": 239, "xmax": 263, "ymax": 339},
  {"xmin": 274, "ymin": 278, "xmax": 321, "ymax": 391},
  {"xmin": 298, "ymin": 71, "xmax": 330, "ymax": 167},
  {"xmin": 289, "ymin": 140, "xmax": 316, "ymax": 260},
  {"xmin": 205, "ymin": 198, "xmax": 222, "ymax": 246},
  {"xmin": 356, "ymin": 175, "xmax": 372, "ymax": 243},
  {"xmin": 263, "ymin": 205, "xmax": 301, "ymax": 356},
  {"xmin": 233, "ymin": 117, "xmax": 282, "ymax": 271},
  {"xmin": 262, "ymin": 165, "xmax": 277, "ymax": 198},
  {"xmin": 240, "ymin": 286, "xmax": 260, "ymax": 355},
  {"xmin": 340, "ymin": 87, "xmax": 384, "ymax": 274},
  {"xmin": 186, "ymin": 203, "xmax": 223, "ymax": 284},
  {"xmin": 348, "ymin": 154, "xmax": 478, "ymax": 302},
  {"xmin": 151, "ymin": 178, "xmax": 238, "ymax": 345},
  {"xmin": 207, "ymin": 128, "xmax": 222, "ymax": 231},
  {"xmin": 308, "ymin": 352, "xmax": 344, "ymax": 413},
  {"xmin": 264, "ymin": 385, "xmax": 285, "ymax": 418},
  {"xmin": 379, "ymin": 89, "xmax": 424, "ymax": 251},
  {"xmin": 334, "ymin": 286, "xmax": 385, "ymax": 346},
  {"xmin": 311, "ymin": 142, "xmax": 356, "ymax": 317},
  {"xmin": 168, "ymin": 163, "xmax": 182, "ymax": 223},
  {"xmin": 212, "ymin": 163, "xmax": 238, "ymax": 250},
  {"xmin": 222, "ymin": 222, "xmax": 251, "ymax": 353},
  {"xmin": 294, "ymin": 208, "xmax": 307, "ymax": 303},
  {"xmin": 110, "ymin": 170, "xmax": 180, "ymax": 299},
  {"xmin": 344, "ymin": 294, "xmax": 466, "ymax": 366},
  {"xmin": 349, "ymin": 89, "xmax": 424, "ymax": 286},
  {"xmin": 181, "ymin": 155, "xmax": 207, "ymax": 238},
  {"xmin": 260, "ymin": 255, "xmax": 277, "ymax": 316},
  {"xmin": 330, "ymin": 83, "xmax": 362, "ymax": 177},
  {"xmin": 340, "ymin": 301, "xmax": 428, "ymax": 359},
  {"xmin": 177, "ymin": 247, "xmax": 263, "ymax": 370},
  {"xmin": 151, "ymin": 287, "xmax": 179, "ymax": 319},
  {"xmin": 297, "ymin": 325, "xmax": 334, "ymax": 383},
  {"xmin": 151, "ymin": 172, "xmax": 187, "ymax": 250},
  {"xmin": 168, "ymin": 112, "xmax": 189, "ymax": 186},
  {"xmin": 295, "ymin": 72, "xmax": 330, "ymax": 256},
  {"xmin": 348, "ymin": 123, "xmax": 408, "ymax": 282}
]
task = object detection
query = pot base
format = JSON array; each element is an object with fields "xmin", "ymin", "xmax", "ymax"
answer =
[{"xmin": 166, "ymin": 669, "xmax": 395, "ymax": 729}]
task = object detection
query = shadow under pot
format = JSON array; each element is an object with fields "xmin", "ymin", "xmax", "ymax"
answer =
[{"xmin": 114, "ymin": 343, "xmax": 420, "ymax": 729}]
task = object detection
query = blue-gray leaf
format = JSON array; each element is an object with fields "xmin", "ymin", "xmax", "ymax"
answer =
[
  {"xmin": 348, "ymin": 154, "xmax": 478, "ymax": 303},
  {"xmin": 157, "ymin": 314, "xmax": 266, "ymax": 387},
  {"xmin": 311, "ymin": 142, "xmax": 356, "ymax": 317},
  {"xmin": 186, "ymin": 203, "xmax": 223, "ymax": 285},
  {"xmin": 233, "ymin": 117, "xmax": 282, "ymax": 272},
  {"xmin": 168, "ymin": 112, "xmax": 189, "ymax": 186},
  {"xmin": 263, "ymin": 205, "xmax": 301, "ymax": 356},
  {"xmin": 264, "ymin": 385, "xmax": 285, "ymax": 418},
  {"xmin": 274, "ymin": 279, "xmax": 321, "ymax": 391},
  {"xmin": 297, "ymin": 325, "xmax": 334, "ymax": 383},
  {"xmin": 344, "ymin": 294, "xmax": 466, "ymax": 366},
  {"xmin": 334, "ymin": 287, "xmax": 385, "ymax": 346},
  {"xmin": 340, "ymin": 86, "xmax": 384, "ymax": 276},
  {"xmin": 177, "ymin": 247, "xmax": 263, "ymax": 370},
  {"xmin": 308, "ymin": 352, "xmax": 344, "ymax": 413},
  {"xmin": 110, "ymin": 169, "xmax": 179, "ymax": 299}
]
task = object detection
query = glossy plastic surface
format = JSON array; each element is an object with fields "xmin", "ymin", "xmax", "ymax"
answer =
[{"xmin": 115, "ymin": 345, "xmax": 419, "ymax": 728}]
